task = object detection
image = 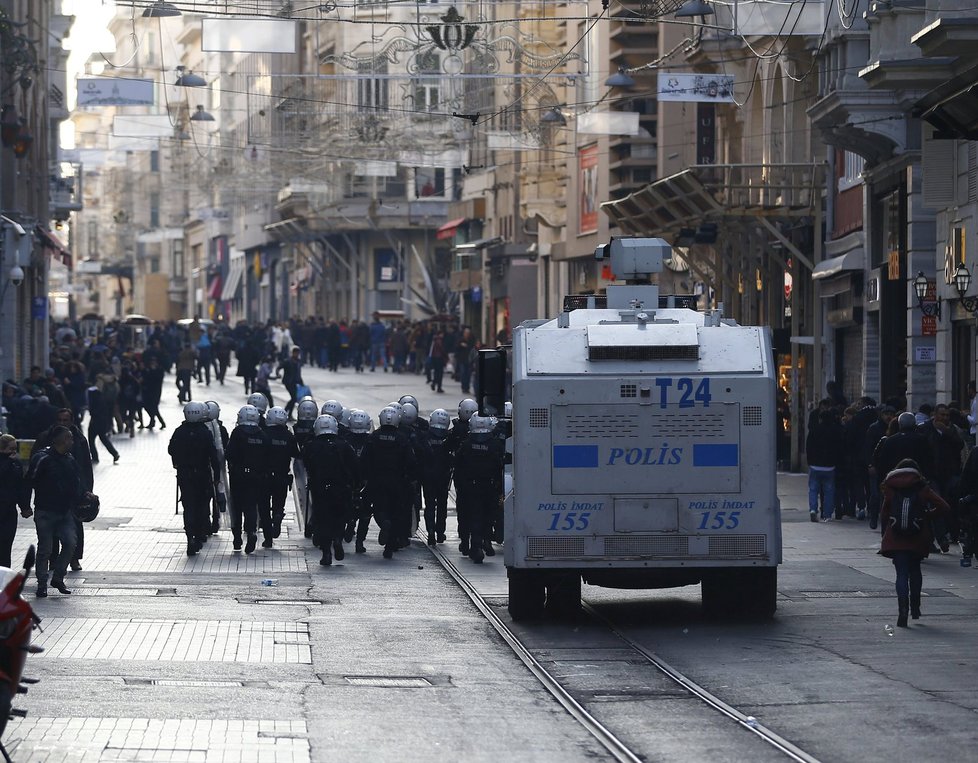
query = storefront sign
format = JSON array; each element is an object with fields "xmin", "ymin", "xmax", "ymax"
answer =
[
  {"xmin": 915, "ymin": 345, "xmax": 937, "ymax": 362},
  {"xmin": 696, "ymin": 103, "xmax": 716, "ymax": 165},
  {"xmin": 31, "ymin": 296, "xmax": 47, "ymax": 320},
  {"xmin": 578, "ymin": 144, "xmax": 599, "ymax": 235},
  {"xmin": 921, "ymin": 315, "xmax": 937, "ymax": 337}
]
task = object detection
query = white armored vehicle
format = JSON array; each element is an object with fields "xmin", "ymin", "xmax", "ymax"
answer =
[{"xmin": 492, "ymin": 238, "xmax": 780, "ymax": 620}]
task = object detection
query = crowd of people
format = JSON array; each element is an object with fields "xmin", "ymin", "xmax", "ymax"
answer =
[
  {"xmin": 805, "ymin": 383, "xmax": 978, "ymax": 626},
  {"xmin": 168, "ymin": 393, "xmax": 508, "ymax": 567}
]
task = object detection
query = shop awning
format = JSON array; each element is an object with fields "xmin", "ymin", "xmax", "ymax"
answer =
[
  {"xmin": 452, "ymin": 236, "xmax": 503, "ymax": 255},
  {"xmin": 812, "ymin": 249, "xmax": 865, "ymax": 280},
  {"xmin": 208, "ymin": 275, "xmax": 222, "ymax": 300},
  {"xmin": 221, "ymin": 259, "xmax": 245, "ymax": 301},
  {"xmin": 35, "ymin": 225, "xmax": 72, "ymax": 269},
  {"xmin": 436, "ymin": 217, "xmax": 466, "ymax": 240}
]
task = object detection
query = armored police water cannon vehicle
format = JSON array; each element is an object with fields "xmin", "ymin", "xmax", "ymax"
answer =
[{"xmin": 485, "ymin": 238, "xmax": 779, "ymax": 621}]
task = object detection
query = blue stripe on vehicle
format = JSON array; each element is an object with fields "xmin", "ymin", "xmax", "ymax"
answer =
[
  {"xmin": 552, "ymin": 445, "xmax": 599, "ymax": 468},
  {"xmin": 692, "ymin": 443, "xmax": 739, "ymax": 467}
]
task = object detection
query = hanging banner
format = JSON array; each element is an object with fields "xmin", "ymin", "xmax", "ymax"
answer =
[
  {"xmin": 576, "ymin": 112, "xmax": 640, "ymax": 135},
  {"xmin": 201, "ymin": 18, "xmax": 297, "ymax": 53},
  {"xmin": 697, "ymin": 103, "xmax": 716, "ymax": 165},
  {"xmin": 77, "ymin": 77, "xmax": 155, "ymax": 106},
  {"xmin": 579, "ymin": 144, "xmax": 599, "ymax": 236},
  {"xmin": 658, "ymin": 73, "xmax": 735, "ymax": 103}
]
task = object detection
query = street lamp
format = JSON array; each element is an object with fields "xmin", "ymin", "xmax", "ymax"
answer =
[
  {"xmin": 143, "ymin": 1, "xmax": 181, "ymax": 17},
  {"xmin": 605, "ymin": 67, "xmax": 636, "ymax": 89},
  {"xmin": 675, "ymin": 1, "xmax": 715, "ymax": 17},
  {"xmin": 540, "ymin": 107, "xmax": 567, "ymax": 126},
  {"xmin": 952, "ymin": 263, "xmax": 978, "ymax": 314},
  {"xmin": 190, "ymin": 105, "xmax": 215, "ymax": 122},
  {"xmin": 913, "ymin": 271, "xmax": 941, "ymax": 319},
  {"xmin": 175, "ymin": 67, "xmax": 206, "ymax": 88}
]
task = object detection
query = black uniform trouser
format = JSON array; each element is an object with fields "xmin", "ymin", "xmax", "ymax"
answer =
[
  {"xmin": 177, "ymin": 470, "xmax": 212, "ymax": 540},
  {"xmin": 371, "ymin": 481, "xmax": 409, "ymax": 550},
  {"xmin": 423, "ymin": 473, "xmax": 451, "ymax": 536},
  {"xmin": 458, "ymin": 479, "xmax": 498, "ymax": 549},
  {"xmin": 229, "ymin": 472, "xmax": 262, "ymax": 538},
  {"xmin": 311, "ymin": 486, "xmax": 350, "ymax": 548},
  {"xmin": 0, "ymin": 508, "xmax": 17, "ymax": 569},
  {"xmin": 268, "ymin": 473, "xmax": 290, "ymax": 534},
  {"xmin": 354, "ymin": 488, "xmax": 373, "ymax": 543}
]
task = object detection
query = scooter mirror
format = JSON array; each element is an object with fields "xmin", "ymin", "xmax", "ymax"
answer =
[{"xmin": 23, "ymin": 545, "xmax": 35, "ymax": 576}]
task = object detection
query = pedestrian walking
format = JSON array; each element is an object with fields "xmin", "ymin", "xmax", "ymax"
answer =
[
  {"xmin": 175, "ymin": 344, "xmax": 196, "ymax": 403},
  {"xmin": 879, "ymin": 458, "xmax": 949, "ymax": 627},
  {"xmin": 25, "ymin": 426, "xmax": 91, "ymax": 597},
  {"xmin": 0, "ymin": 435, "xmax": 31, "ymax": 569},
  {"xmin": 280, "ymin": 347, "xmax": 304, "ymax": 419},
  {"xmin": 141, "ymin": 356, "xmax": 166, "ymax": 430},
  {"xmin": 86, "ymin": 385, "xmax": 120, "ymax": 465}
]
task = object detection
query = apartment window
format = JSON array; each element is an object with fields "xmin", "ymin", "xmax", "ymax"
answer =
[
  {"xmin": 413, "ymin": 51, "xmax": 440, "ymax": 112},
  {"xmin": 838, "ymin": 151, "xmax": 864, "ymax": 192},
  {"xmin": 414, "ymin": 167, "xmax": 446, "ymax": 198},
  {"xmin": 150, "ymin": 150, "xmax": 159, "ymax": 172},
  {"xmin": 375, "ymin": 248, "xmax": 401, "ymax": 283},
  {"xmin": 149, "ymin": 192, "xmax": 160, "ymax": 228},
  {"xmin": 172, "ymin": 240, "xmax": 184, "ymax": 278},
  {"xmin": 149, "ymin": 257, "xmax": 160, "ymax": 274},
  {"xmin": 357, "ymin": 64, "xmax": 388, "ymax": 110}
]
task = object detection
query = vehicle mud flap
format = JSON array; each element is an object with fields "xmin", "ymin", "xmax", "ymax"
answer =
[{"xmin": 507, "ymin": 568, "xmax": 546, "ymax": 622}]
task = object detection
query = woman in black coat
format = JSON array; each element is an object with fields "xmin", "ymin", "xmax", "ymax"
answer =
[{"xmin": 0, "ymin": 434, "xmax": 31, "ymax": 568}]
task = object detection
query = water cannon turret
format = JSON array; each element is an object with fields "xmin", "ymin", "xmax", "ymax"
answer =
[{"xmin": 594, "ymin": 237, "xmax": 670, "ymax": 310}]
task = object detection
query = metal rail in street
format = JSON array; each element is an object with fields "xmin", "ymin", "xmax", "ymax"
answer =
[
  {"xmin": 423, "ymin": 533, "xmax": 824, "ymax": 763},
  {"xmin": 581, "ymin": 602, "xmax": 824, "ymax": 763}
]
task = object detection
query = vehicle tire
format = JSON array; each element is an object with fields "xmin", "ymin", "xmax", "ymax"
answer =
[
  {"xmin": 545, "ymin": 572, "xmax": 582, "ymax": 617},
  {"xmin": 508, "ymin": 568, "xmax": 545, "ymax": 621},
  {"xmin": 701, "ymin": 571, "xmax": 736, "ymax": 619},
  {"xmin": 745, "ymin": 566, "xmax": 777, "ymax": 620}
]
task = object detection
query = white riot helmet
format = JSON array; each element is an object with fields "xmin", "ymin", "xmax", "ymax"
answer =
[
  {"xmin": 299, "ymin": 394, "xmax": 316, "ymax": 405},
  {"xmin": 237, "ymin": 404, "xmax": 260, "ymax": 426},
  {"xmin": 247, "ymin": 392, "xmax": 268, "ymax": 413},
  {"xmin": 266, "ymin": 406, "xmax": 288, "ymax": 427},
  {"xmin": 297, "ymin": 399, "xmax": 319, "ymax": 421},
  {"xmin": 458, "ymin": 398, "xmax": 478, "ymax": 421},
  {"xmin": 468, "ymin": 414, "xmax": 493, "ymax": 434},
  {"xmin": 401, "ymin": 402, "xmax": 418, "ymax": 426},
  {"xmin": 313, "ymin": 414, "xmax": 338, "ymax": 436},
  {"xmin": 429, "ymin": 408, "xmax": 451, "ymax": 430},
  {"xmin": 386, "ymin": 401, "xmax": 404, "ymax": 417},
  {"xmin": 183, "ymin": 401, "xmax": 208, "ymax": 423},
  {"xmin": 398, "ymin": 394, "xmax": 419, "ymax": 410},
  {"xmin": 349, "ymin": 409, "xmax": 372, "ymax": 434},
  {"xmin": 503, "ymin": 401, "xmax": 512, "ymax": 418},
  {"xmin": 204, "ymin": 401, "xmax": 221, "ymax": 421},
  {"xmin": 321, "ymin": 399, "xmax": 344, "ymax": 420},
  {"xmin": 378, "ymin": 406, "xmax": 401, "ymax": 427},
  {"xmin": 340, "ymin": 407, "xmax": 353, "ymax": 430}
]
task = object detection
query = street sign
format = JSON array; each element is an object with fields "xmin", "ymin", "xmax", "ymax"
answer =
[
  {"xmin": 915, "ymin": 346, "xmax": 937, "ymax": 362},
  {"xmin": 31, "ymin": 296, "xmax": 47, "ymax": 320}
]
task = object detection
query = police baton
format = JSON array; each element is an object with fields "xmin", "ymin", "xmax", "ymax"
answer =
[{"xmin": 175, "ymin": 481, "xmax": 180, "ymax": 515}]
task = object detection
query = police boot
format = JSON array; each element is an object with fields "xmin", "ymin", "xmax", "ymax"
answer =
[
  {"xmin": 304, "ymin": 526, "xmax": 313, "ymax": 538},
  {"xmin": 320, "ymin": 546, "xmax": 332, "ymax": 566},
  {"xmin": 232, "ymin": 533, "xmax": 243, "ymax": 551},
  {"xmin": 910, "ymin": 592, "xmax": 922, "ymax": 620},
  {"xmin": 383, "ymin": 544, "xmax": 395, "ymax": 559},
  {"xmin": 344, "ymin": 522, "xmax": 355, "ymax": 543},
  {"xmin": 378, "ymin": 519, "xmax": 391, "ymax": 547},
  {"xmin": 245, "ymin": 534, "xmax": 258, "ymax": 554},
  {"xmin": 272, "ymin": 521, "xmax": 282, "ymax": 539},
  {"xmin": 483, "ymin": 539, "xmax": 496, "ymax": 557},
  {"xmin": 187, "ymin": 538, "xmax": 199, "ymax": 557},
  {"xmin": 262, "ymin": 533, "xmax": 274, "ymax": 549},
  {"xmin": 458, "ymin": 536, "xmax": 469, "ymax": 555},
  {"xmin": 469, "ymin": 542, "xmax": 485, "ymax": 564},
  {"xmin": 36, "ymin": 579, "xmax": 47, "ymax": 598},
  {"xmin": 897, "ymin": 597, "xmax": 909, "ymax": 628},
  {"xmin": 210, "ymin": 517, "xmax": 221, "ymax": 534},
  {"xmin": 355, "ymin": 540, "xmax": 367, "ymax": 554},
  {"xmin": 333, "ymin": 539, "xmax": 345, "ymax": 562}
]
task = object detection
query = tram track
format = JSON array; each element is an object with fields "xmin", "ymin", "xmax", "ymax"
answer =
[{"xmin": 422, "ymin": 534, "xmax": 823, "ymax": 763}]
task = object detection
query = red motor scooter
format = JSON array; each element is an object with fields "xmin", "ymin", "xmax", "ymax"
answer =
[{"xmin": 0, "ymin": 546, "xmax": 42, "ymax": 763}]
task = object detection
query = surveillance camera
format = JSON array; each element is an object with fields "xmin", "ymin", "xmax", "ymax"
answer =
[{"xmin": 9, "ymin": 266, "xmax": 24, "ymax": 287}]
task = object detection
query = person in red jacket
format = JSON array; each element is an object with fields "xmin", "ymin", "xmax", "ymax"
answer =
[{"xmin": 880, "ymin": 458, "xmax": 949, "ymax": 627}]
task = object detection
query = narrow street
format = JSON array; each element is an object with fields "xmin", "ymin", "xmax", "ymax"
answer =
[{"xmin": 6, "ymin": 365, "xmax": 978, "ymax": 762}]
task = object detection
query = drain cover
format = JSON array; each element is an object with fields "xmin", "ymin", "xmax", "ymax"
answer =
[{"xmin": 345, "ymin": 676, "xmax": 432, "ymax": 688}]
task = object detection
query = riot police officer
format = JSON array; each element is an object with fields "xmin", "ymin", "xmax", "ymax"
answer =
[
  {"xmin": 303, "ymin": 415, "xmax": 358, "ymax": 565},
  {"xmin": 399, "ymin": 402, "xmax": 428, "ymax": 539},
  {"xmin": 453, "ymin": 415, "xmax": 505, "ymax": 563},
  {"xmin": 264, "ymin": 406, "xmax": 300, "ymax": 547},
  {"xmin": 448, "ymin": 398, "xmax": 478, "ymax": 550},
  {"xmin": 321, "ymin": 399, "xmax": 344, "ymax": 423},
  {"xmin": 346, "ymin": 409, "xmax": 373, "ymax": 553},
  {"xmin": 247, "ymin": 392, "xmax": 269, "ymax": 428},
  {"xmin": 362, "ymin": 406, "xmax": 417, "ymax": 559},
  {"xmin": 399, "ymin": 395, "xmax": 429, "ymax": 433},
  {"xmin": 293, "ymin": 398, "xmax": 319, "ymax": 537},
  {"xmin": 423, "ymin": 409, "xmax": 454, "ymax": 546},
  {"xmin": 168, "ymin": 402, "xmax": 220, "ymax": 556},
  {"xmin": 204, "ymin": 401, "xmax": 230, "ymax": 534},
  {"xmin": 226, "ymin": 405, "xmax": 269, "ymax": 554}
]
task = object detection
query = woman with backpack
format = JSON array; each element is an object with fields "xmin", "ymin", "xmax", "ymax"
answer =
[{"xmin": 880, "ymin": 458, "xmax": 949, "ymax": 627}]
